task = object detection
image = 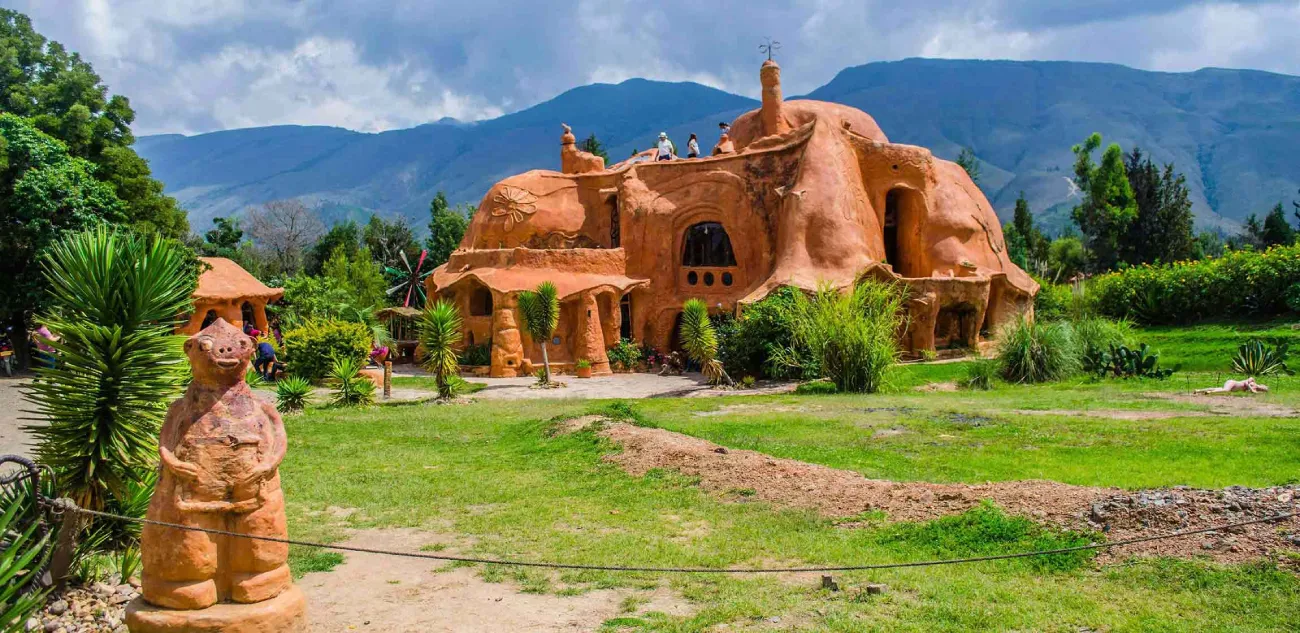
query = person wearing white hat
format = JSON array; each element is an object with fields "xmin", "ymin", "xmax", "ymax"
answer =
[{"xmin": 656, "ymin": 131, "xmax": 676, "ymax": 161}]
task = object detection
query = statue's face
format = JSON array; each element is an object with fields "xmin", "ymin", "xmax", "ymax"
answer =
[{"xmin": 186, "ymin": 318, "xmax": 252, "ymax": 383}]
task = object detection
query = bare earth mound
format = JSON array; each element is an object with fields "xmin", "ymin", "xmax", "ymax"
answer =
[{"xmin": 573, "ymin": 419, "xmax": 1300, "ymax": 564}]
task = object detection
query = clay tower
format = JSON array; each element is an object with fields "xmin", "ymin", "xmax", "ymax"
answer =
[{"xmin": 760, "ymin": 59, "xmax": 788, "ymax": 137}]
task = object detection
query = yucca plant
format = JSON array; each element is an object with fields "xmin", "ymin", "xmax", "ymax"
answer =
[
  {"xmin": 1232, "ymin": 339, "xmax": 1291, "ymax": 377},
  {"xmin": 24, "ymin": 226, "xmax": 194, "ymax": 511},
  {"xmin": 244, "ymin": 365, "xmax": 266, "ymax": 389},
  {"xmin": 418, "ymin": 300, "xmax": 463, "ymax": 400},
  {"xmin": 518, "ymin": 282, "xmax": 560, "ymax": 384},
  {"xmin": 0, "ymin": 489, "xmax": 51, "ymax": 631},
  {"xmin": 959, "ymin": 358, "xmax": 998, "ymax": 390},
  {"xmin": 275, "ymin": 376, "xmax": 313, "ymax": 413},
  {"xmin": 328, "ymin": 355, "xmax": 376, "ymax": 407},
  {"xmin": 680, "ymin": 299, "xmax": 731, "ymax": 386}
]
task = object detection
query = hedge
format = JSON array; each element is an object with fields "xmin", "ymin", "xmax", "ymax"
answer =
[
  {"xmin": 1089, "ymin": 244, "xmax": 1300, "ymax": 324},
  {"xmin": 282, "ymin": 319, "xmax": 373, "ymax": 382}
]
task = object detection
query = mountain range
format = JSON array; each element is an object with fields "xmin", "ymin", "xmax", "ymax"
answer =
[{"xmin": 136, "ymin": 58, "xmax": 1300, "ymax": 235}]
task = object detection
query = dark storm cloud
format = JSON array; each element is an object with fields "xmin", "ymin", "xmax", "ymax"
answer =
[{"xmin": 10, "ymin": 0, "xmax": 1300, "ymax": 135}]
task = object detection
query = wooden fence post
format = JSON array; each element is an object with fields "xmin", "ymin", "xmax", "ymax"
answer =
[{"xmin": 384, "ymin": 361, "xmax": 392, "ymax": 399}]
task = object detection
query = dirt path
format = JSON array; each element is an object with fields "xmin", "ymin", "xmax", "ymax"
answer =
[
  {"xmin": 0, "ymin": 376, "xmax": 34, "ymax": 457},
  {"xmin": 561, "ymin": 417, "xmax": 1300, "ymax": 564},
  {"xmin": 1143, "ymin": 392, "xmax": 1300, "ymax": 417},
  {"xmin": 299, "ymin": 528, "xmax": 690, "ymax": 632}
]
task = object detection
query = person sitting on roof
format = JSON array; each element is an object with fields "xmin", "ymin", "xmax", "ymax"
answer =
[
  {"xmin": 656, "ymin": 132, "xmax": 676, "ymax": 161},
  {"xmin": 687, "ymin": 133, "xmax": 700, "ymax": 158}
]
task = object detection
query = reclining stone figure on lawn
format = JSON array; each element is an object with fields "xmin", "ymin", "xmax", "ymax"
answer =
[{"xmin": 1194, "ymin": 376, "xmax": 1270, "ymax": 395}]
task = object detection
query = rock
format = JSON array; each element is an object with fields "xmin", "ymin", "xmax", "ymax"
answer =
[
  {"xmin": 865, "ymin": 583, "xmax": 887, "ymax": 595},
  {"xmin": 767, "ymin": 616, "xmax": 781, "ymax": 624},
  {"xmin": 91, "ymin": 583, "xmax": 114, "ymax": 597},
  {"xmin": 1090, "ymin": 503, "xmax": 1109, "ymax": 523},
  {"xmin": 115, "ymin": 584, "xmax": 133, "ymax": 595},
  {"xmin": 42, "ymin": 622, "xmax": 59, "ymax": 633},
  {"xmin": 713, "ymin": 447, "xmax": 728, "ymax": 454},
  {"xmin": 1279, "ymin": 491, "xmax": 1293, "ymax": 503},
  {"xmin": 1201, "ymin": 541, "xmax": 1216, "ymax": 550},
  {"xmin": 47, "ymin": 600, "xmax": 68, "ymax": 616},
  {"xmin": 24, "ymin": 618, "xmax": 38, "ymax": 632}
]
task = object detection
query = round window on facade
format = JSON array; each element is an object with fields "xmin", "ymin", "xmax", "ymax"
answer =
[
  {"xmin": 687, "ymin": 271, "xmax": 698, "ymax": 285},
  {"xmin": 722, "ymin": 272, "xmax": 733, "ymax": 286},
  {"xmin": 703, "ymin": 272, "xmax": 715, "ymax": 286}
]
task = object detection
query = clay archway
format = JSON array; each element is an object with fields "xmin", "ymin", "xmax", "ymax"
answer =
[
  {"xmin": 469, "ymin": 285, "xmax": 494, "ymax": 317},
  {"xmin": 201, "ymin": 309, "xmax": 219, "ymax": 329},
  {"xmin": 681, "ymin": 222, "xmax": 737, "ymax": 267}
]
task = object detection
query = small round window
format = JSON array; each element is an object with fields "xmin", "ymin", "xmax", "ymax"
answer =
[
  {"xmin": 551, "ymin": 336, "xmax": 561, "ymax": 346},
  {"xmin": 687, "ymin": 271, "xmax": 698, "ymax": 285},
  {"xmin": 722, "ymin": 272, "xmax": 733, "ymax": 286},
  {"xmin": 703, "ymin": 272, "xmax": 715, "ymax": 286}
]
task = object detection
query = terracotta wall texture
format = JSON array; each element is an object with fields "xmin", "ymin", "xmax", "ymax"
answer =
[{"xmin": 429, "ymin": 60, "xmax": 1037, "ymax": 377}]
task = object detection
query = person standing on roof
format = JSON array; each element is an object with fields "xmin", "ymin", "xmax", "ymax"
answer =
[
  {"xmin": 686, "ymin": 133, "xmax": 700, "ymax": 158},
  {"xmin": 656, "ymin": 132, "xmax": 675, "ymax": 161}
]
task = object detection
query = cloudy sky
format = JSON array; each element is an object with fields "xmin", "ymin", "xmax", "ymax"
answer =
[{"xmin": 14, "ymin": 0, "xmax": 1300, "ymax": 136}]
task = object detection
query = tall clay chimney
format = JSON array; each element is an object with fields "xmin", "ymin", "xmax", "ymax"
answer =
[{"xmin": 760, "ymin": 59, "xmax": 787, "ymax": 137}]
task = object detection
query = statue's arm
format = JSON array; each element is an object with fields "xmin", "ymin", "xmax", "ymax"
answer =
[
  {"xmin": 242, "ymin": 401, "xmax": 288, "ymax": 485},
  {"xmin": 158, "ymin": 402, "xmax": 201, "ymax": 481}
]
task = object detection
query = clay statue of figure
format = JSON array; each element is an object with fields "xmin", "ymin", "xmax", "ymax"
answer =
[
  {"xmin": 140, "ymin": 318, "xmax": 291, "ymax": 610},
  {"xmin": 1194, "ymin": 377, "xmax": 1270, "ymax": 395}
]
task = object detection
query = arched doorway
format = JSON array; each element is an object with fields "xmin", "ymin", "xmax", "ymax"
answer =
[
  {"xmin": 240, "ymin": 301, "xmax": 256, "ymax": 329},
  {"xmin": 884, "ymin": 190, "xmax": 901, "ymax": 270},
  {"xmin": 682, "ymin": 222, "xmax": 737, "ymax": 268},
  {"xmin": 619, "ymin": 293, "xmax": 632, "ymax": 340},
  {"xmin": 882, "ymin": 188, "xmax": 921, "ymax": 276},
  {"xmin": 201, "ymin": 310, "xmax": 219, "ymax": 329}
]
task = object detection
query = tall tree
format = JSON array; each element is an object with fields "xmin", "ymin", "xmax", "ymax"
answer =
[
  {"xmin": 309, "ymin": 220, "xmax": 360, "ymax": 275},
  {"xmin": 1011, "ymin": 192, "xmax": 1047, "ymax": 268},
  {"xmin": 0, "ymin": 113, "xmax": 125, "ymax": 367},
  {"xmin": 1123, "ymin": 147, "xmax": 1195, "ymax": 264},
  {"xmin": 0, "ymin": 9, "xmax": 187, "ymax": 238},
  {"xmin": 427, "ymin": 191, "xmax": 469, "ymax": 267},
  {"xmin": 1070, "ymin": 133, "xmax": 1137, "ymax": 272},
  {"xmin": 955, "ymin": 147, "xmax": 982, "ymax": 186},
  {"xmin": 246, "ymin": 199, "xmax": 323, "ymax": 276},
  {"xmin": 201, "ymin": 217, "xmax": 244, "ymax": 256},
  {"xmin": 1257, "ymin": 203, "xmax": 1297, "ymax": 247},
  {"xmin": 579, "ymin": 133, "xmax": 609, "ymax": 163},
  {"xmin": 363, "ymin": 214, "xmax": 419, "ymax": 269}
]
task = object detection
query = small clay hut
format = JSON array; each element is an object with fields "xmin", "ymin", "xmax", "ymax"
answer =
[{"xmin": 177, "ymin": 257, "xmax": 284, "ymax": 335}]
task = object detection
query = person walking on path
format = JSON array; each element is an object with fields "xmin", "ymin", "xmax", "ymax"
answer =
[
  {"xmin": 686, "ymin": 133, "xmax": 700, "ymax": 158},
  {"xmin": 656, "ymin": 132, "xmax": 676, "ymax": 161}
]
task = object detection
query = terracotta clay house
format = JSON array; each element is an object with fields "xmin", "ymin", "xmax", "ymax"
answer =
[
  {"xmin": 428, "ymin": 60, "xmax": 1037, "ymax": 377},
  {"xmin": 177, "ymin": 257, "xmax": 284, "ymax": 335}
]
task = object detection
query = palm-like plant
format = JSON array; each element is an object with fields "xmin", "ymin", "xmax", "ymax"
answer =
[
  {"xmin": 418, "ymin": 300, "xmax": 463, "ymax": 399},
  {"xmin": 275, "ymin": 376, "xmax": 313, "ymax": 413},
  {"xmin": 0, "ymin": 491, "xmax": 51, "ymax": 630},
  {"xmin": 339, "ymin": 304, "xmax": 393, "ymax": 349},
  {"xmin": 680, "ymin": 299, "xmax": 731, "ymax": 386},
  {"xmin": 24, "ymin": 226, "xmax": 194, "ymax": 511},
  {"xmin": 518, "ymin": 282, "xmax": 559, "ymax": 384},
  {"xmin": 328, "ymin": 355, "xmax": 376, "ymax": 407}
]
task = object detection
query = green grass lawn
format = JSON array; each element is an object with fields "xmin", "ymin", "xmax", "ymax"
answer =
[{"xmin": 280, "ymin": 345, "xmax": 1300, "ymax": 631}]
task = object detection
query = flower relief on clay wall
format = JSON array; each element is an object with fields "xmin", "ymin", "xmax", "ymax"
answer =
[{"xmin": 491, "ymin": 185, "xmax": 539, "ymax": 231}]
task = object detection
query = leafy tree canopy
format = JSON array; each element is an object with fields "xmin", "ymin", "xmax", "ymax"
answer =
[
  {"xmin": 1070, "ymin": 133, "xmax": 1137, "ymax": 272},
  {"xmin": 427, "ymin": 191, "xmax": 470, "ymax": 267},
  {"xmin": 309, "ymin": 220, "xmax": 360, "ymax": 274},
  {"xmin": 0, "ymin": 9, "xmax": 187, "ymax": 238}
]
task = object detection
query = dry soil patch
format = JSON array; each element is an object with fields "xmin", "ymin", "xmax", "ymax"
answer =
[
  {"xmin": 1144, "ymin": 392, "xmax": 1300, "ymax": 418},
  {"xmin": 566, "ymin": 418, "xmax": 1300, "ymax": 564},
  {"xmin": 299, "ymin": 528, "xmax": 691, "ymax": 632}
]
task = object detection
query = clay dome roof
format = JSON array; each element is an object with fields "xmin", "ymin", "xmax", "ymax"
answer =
[{"xmin": 194, "ymin": 257, "xmax": 284, "ymax": 302}]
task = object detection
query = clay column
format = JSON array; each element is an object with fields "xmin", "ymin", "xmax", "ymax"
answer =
[{"xmin": 760, "ymin": 59, "xmax": 788, "ymax": 137}]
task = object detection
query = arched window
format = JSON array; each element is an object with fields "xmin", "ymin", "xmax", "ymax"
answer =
[
  {"xmin": 240, "ymin": 301, "xmax": 256, "ymax": 328},
  {"xmin": 470, "ymin": 287, "xmax": 494, "ymax": 317},
  {"xmin": 201, "ymin": 310, "xmax": 219, "ymax": 329},
  {"xmin": 681, "ymin": 222, "xmax": 736, "ymax": 267}
]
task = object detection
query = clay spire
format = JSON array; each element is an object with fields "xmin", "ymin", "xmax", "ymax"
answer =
[{"xmin": 760, "ymin": 59, "xmax": 788, "ymax": 137}]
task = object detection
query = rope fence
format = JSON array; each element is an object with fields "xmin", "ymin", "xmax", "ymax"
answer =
[{"xmin": 57, "ymin": 500, "xmax": 1299, "ymax": 574}]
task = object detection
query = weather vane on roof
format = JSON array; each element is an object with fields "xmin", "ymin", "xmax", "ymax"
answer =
[{"xmin": 760, "ymin": 37, "xmax": 781, "ymax": 61}]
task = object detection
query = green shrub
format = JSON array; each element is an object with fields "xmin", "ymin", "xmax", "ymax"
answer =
[
  {"xmin": 1231, "ymin": 339, "xmax": 1292, "ymax": 377},
  {"xmin": 720, "ymin": 287, "xmax": 817, "ymax": 379},
  {"xmin": 1094, "ymin": 343, "xmax": 1176, "ymax": 379},
  {"xmin": 458, "ymin": 342, "xmax": 491, "ymax": 366},
  {"xmin": 606, "ymin": 338, "xmax": 642, "ymax": 370},
  {"xmin": 1287, "ymin": 282, "xmax": 1300, "ymax": 313},
  {"xmin": 575, "ymin": 358, "xmax": 592, "ymax": 370},
  {"xmin": 328, "ymin": 355, "xmax": 376, "ymax": 407},
  {"xmin": 1071, "ymin": 316, "xmax": 1134, "ymax": 372},
  {"xmin": 774, "ymin": 281, "xmax": 904, "ymax": 393},
  {"xmin": 283, "ymin": 320, "xmax": 373, "ymax": 382},
  {"xmin": 794, "ymin": 379, "xmax": 839, "ymax": 395},
  {"xmin": 1033, "ymin": 280, "xmax": 1072, "ymax": 322},
  {"xmin": 959, "ymin": 359, "xmax": 998, "ymax": 390},
  {"xmin": 1090, "ymin": 243, "xmax": 1300, "ymax": 324},
  {"xmin": 996, "ymin": 315, "xmax": 1081, "ymax": 383},
  {"xmin": 275, "ymin": 376, "xmax": 313, "ymax": 413}
]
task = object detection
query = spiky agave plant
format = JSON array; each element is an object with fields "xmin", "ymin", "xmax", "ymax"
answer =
[
  {"xmin": 275, "ymin": 376, "xmax": 313, "ymax": 413},
  {"xmin": 518, "ymin": 282, "xmax": 559, "ymax": 384},
  {"xmin": 328, "ymin": 355, "xmax": 376, "ymax": 407},
  {"xmin": 24, "ymin": 226, "xmax": 194, "ymax": 511},
  {"xmin": 418, "ymin": 300, "xmax": 463, "ymax": 399},
  {"xmin": 681, "ymin": 299, "xmax": 731, "ymax": 386}
]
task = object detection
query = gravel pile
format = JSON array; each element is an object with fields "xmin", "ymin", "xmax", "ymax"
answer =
[{"xmin": 24, "ymin": 578, "xmax": 138, "ymax": 633}]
